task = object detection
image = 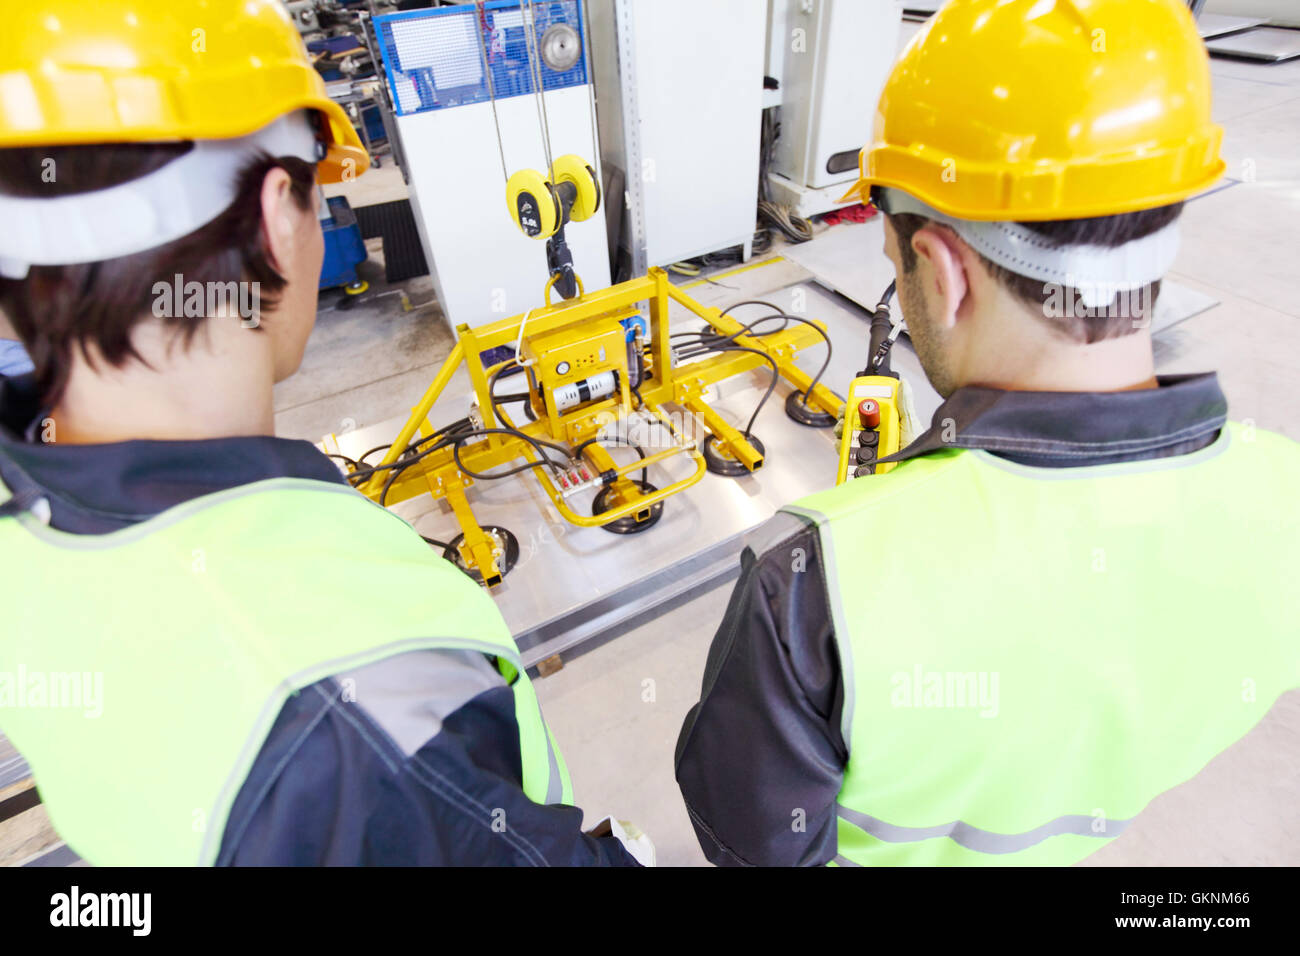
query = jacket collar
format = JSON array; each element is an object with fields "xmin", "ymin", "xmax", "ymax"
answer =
[
  {"xmin": 0, "ymin": 372, "xmax": 345, "ymax": 533},
  {"xmin": 886, "ymin": 373, "xmax": 1228, "ymax": 468}
]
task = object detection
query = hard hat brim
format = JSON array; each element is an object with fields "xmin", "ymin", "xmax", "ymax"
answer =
[
  {"xmin": 315, "ymin": 99, "xmax": 371, "ymax": 184},
  {"xmin": 837, "ymin": 150, "xmax": 1227, "ymax": 222},
  {"xmin": 836, "ymin": 180, "xmax": 868, "ymax": 206}
]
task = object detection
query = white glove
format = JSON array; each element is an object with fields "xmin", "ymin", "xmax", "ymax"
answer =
[
  {"xmin": 592, "ymin": 816, "xmax": 657, "ymax": 867},
  {"xmin": 897, "ymin": 375, "xmax": 922, "ymax": 448}
]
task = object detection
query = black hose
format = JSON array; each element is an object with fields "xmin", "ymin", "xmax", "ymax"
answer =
[
  {"xmin": 450, "ymin": 440, "xmax": 560, "ymax": 483},
  {"xmin": 489, "ymin": 361, "xmax": 574, "ymax": 445},
  {"xmin": 674, "ymin": 303, "xmax": 831, "ymax": 434},
  {"xmin": 346, "ymin": 419, "xmax": 474, "ymax": 481},
  {"xmin": 575, "ymin": 435, "xmax": 649, "ymax": 485},
  {"xmin": 489, "ymin": 361, "xmax": 528, "ymax": 429},
  {"xmin": 357, "ymin": 444, "xmax": 391, "ymax": 466},
  {"xmin": 674, "ymin": 338, "xmax": 780, "ymax": 437},
  {"xmin": 373, "ymin": 425, "xmax": 569, "ymax": 506},
  {"xmin": 864, "ymin": 280, "xmax": 899, "ymax": 376},
  {"xmin": 714, "ymin": 301, "xmax": 833, "ymax": 402}
]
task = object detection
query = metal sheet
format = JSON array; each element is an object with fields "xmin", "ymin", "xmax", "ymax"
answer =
[
  {"xmin": 1206, "ymin": 27, "xmax": 1300, "ymax": 62},
  {"xmin": 1197, "ymin": 14, "xmax": 1268, "ymax": 39},
  {"xmin": 332, "ymin": 280, "xmax": 937, "ymax": 668}
]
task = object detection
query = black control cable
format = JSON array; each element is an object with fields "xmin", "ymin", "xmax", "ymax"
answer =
[
  {"xmin": 671, "ymin": 303, "xmax": 834, "ymax": 436},
  {"xmin": 374, "ymin": 426, "xmax": 571, "ymax": 507},
  {"xmin": 671, "ymin": 335, "xmax": 780, "ymax": 438},
  {"xmin": 718, "ymin": 300, "xmax": 834, "ymax": 406},
  {"xmin": 574, "ymin": 434, "xmax": 649, "ymax": 486},
  {"xmin": 862, "ymin": 280, "xmax": 899, "ymax": 377}
]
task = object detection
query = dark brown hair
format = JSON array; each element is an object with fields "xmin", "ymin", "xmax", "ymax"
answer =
[
  {"xmin": 0, "ymin": 144, "xmax": 315, "ymax": 406},
  {"xmin": 890, "ymin": 203, "xmax": 1184, "ymax": 344}
]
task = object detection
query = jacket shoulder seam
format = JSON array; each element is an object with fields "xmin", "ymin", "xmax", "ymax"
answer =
[
  {"xmin": 218, "ymin": 679, "xmax": 355, "ymax": 863},
  {"xmin": 318, "ymin": 680, "xmax": 545, "ymax": 866}
]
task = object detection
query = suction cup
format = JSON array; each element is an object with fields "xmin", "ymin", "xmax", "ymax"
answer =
[
  {"xmin": 443, "ymin": 526, "xmax": 520, "ymax": 584},
  {"xmin": 592, "ymin": 479, "xmax": 664, "ymax": 534},
  {"xmin": 702, "ymin": 434, "xmax": 765, "ymax": 477},
  {"xmin": 785, "ymin": 391, "xmax": 836, "ymax": 428}
]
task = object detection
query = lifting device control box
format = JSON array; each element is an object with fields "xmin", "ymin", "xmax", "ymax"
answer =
[{"xmin": 836, "ymin": 374, "xmax": 902, "ymax": 485}]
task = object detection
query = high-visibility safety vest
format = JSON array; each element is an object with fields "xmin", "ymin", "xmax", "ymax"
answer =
[
  {"xmin": 785, "ymin": 423, "xmax": 1300, "ymax": 866},
  {"xmin": 0, "ymin": 477, "xmax": 571, "ymax": 865}
]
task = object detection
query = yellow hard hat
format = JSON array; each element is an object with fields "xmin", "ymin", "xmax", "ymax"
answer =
[
  {"xmin": 0, "ymin": 0, "xmax": 368, "ymax": 184},
  {"xmin": 839, "ymin": 0, "xmax": 1225, "ymax": 221}
]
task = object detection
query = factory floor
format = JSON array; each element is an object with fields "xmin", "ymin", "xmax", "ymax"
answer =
[{"xmin": 287, "ymin": 51, "xmax": 1300, "ymax": 867}]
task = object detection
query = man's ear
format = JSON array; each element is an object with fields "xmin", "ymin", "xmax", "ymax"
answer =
[
  {"xmin": 258, "ymin": 166, "xmax": 298, "ymax": 276},
  {"xmin": 910, "ymin": 224, "xmax": 970, "ymax": 330}
]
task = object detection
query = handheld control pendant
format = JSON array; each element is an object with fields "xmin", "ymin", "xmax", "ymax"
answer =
[
  {"xmin": 836, "ymin": 377, "xmax": 902, "ymax": 484},
  {"xmin": 836, "ymin": 281, "xmax": 903, "ymax": 485}
]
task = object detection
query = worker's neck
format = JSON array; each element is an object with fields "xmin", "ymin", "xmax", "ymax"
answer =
[
  {"xmin": 959, "ymin": 305, "xmax": 1159, "ymax": 394},
  {"xmin": 48, "ymin": 318, "xmax": 276, "ymax": 445}
]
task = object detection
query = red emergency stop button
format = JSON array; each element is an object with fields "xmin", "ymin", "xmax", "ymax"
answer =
[{"xmin": 858, "ymin": 399, "xmax": 881, "ymax": 429}]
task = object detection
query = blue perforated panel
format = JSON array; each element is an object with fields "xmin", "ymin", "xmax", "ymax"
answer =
[{"xmin": 375, "ymin": 1, "xmax": 589, "ymax": 117}]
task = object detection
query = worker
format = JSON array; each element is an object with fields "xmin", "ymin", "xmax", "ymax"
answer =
[
  {"xmin": 676, "ymin": 0, "xmax": 1299, "ymax": 866},
  {"xmin": 0, "ymin": 0, "xmax": 648, "ymax": 866}
]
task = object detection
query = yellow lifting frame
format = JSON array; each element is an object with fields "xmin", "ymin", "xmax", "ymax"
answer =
[{"xmin": 351, "ymin": 267, "xmax": 842, "ymax": 584}]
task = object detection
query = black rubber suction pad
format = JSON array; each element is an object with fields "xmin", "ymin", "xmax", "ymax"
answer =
[
  {"xmin": 592, "ymin": 479, "xmax": 664, "ymax": 534},
  {"xmin": 443, "ymin": 526, "xmax": 520, "ymax": 585},
  {"xmin": 702, "ymin": 434, "xmax": 765, "ymax": 477},
  {"xmin": 785, "ymin": 391, "xmax": 836, "ymax": 428}
]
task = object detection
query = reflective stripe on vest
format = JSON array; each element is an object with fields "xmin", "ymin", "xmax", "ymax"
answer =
[
  {"xmin": 0, "ymin": 477, "xmax": 570, "ymax": 864},
  {"xmin": 785, "ymin": 424, "xmax": 1300, "ymax": 866}
]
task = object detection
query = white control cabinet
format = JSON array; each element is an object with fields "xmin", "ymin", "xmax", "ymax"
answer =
[
  {"xmin": 765, "ymin": 0, "xmax": 903, "ymax": 218},
  {"xmin": 374, "ymin": 1, "xmax": 611, "ymax": 332},
  {"xmin": 588, "ymin": 0, "xmax": 768, "ymax": 274}
]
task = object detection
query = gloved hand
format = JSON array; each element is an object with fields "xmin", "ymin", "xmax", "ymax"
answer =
[
  {"xmin": 896, "ymin": 375, "xmax": 921, "ymax": 448},
  {"xmin": 832, "ymin": 376, "xmax": 922, "ymax": 453},
  {"xmin": 589, "ymin": 816, "xmax": 656, "ymax": 867}
]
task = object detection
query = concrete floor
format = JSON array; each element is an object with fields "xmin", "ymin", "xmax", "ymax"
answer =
[{"xmin": 285, "ymin": 51, "xmax": 1300, "ymax": 866}]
